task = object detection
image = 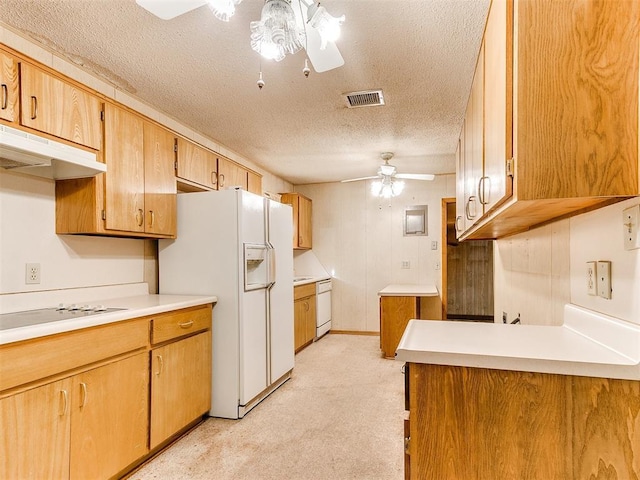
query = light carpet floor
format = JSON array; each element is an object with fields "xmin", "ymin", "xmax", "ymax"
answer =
[{"xmin": 129, "ymin": 334, "xmax": 405, "ymax": 480}]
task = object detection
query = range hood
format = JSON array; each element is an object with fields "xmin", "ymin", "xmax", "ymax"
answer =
[{"xmin": 0, "ymin": 124, "xmax": 106, "ymax": 180}]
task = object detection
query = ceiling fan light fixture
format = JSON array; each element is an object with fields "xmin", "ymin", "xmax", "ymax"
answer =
[
  {"xmin": 307, "ymin": 3, "xmax": 345, "ymax": 49},
  {"xmin": 208, "ymin": 0, "xmax": 242, "ymax": 21},
  {"xmin": 250, "ymin": 0, "xmax": 304, "ymax": 61},
  {"xmin": 371, "ymin": 177, "xmax": 404, "ymax": 198}
]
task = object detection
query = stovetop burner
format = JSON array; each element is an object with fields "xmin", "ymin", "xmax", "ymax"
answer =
[{"xmin": 0, "ymin": 305, "xmax": 127, "ymax": 331}]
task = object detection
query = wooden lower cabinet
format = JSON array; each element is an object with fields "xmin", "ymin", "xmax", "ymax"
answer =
[
  {"xmin": 294, "ymin": 283, "xmax": 316, "ymax": 353},
  {"xmin": 0, "ymin": 378, "xmax": 72, "ymax": 479},
  {"xmin": 70, "ymin": 352, "xmax": 149, "ymax": 480},
  {"xmin": 380, "ymin": 296, "xmax": 441, "ymax": 358},
  {"xmin": 407, "ymin": 363, "xmax": 640, "ymax": 479},
  {"xmin": 150, "ymin": 331, "xmax": 212, "ymax": 449}
]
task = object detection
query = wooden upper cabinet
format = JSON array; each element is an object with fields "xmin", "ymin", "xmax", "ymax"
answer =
[
  {"xmin": 103, "ymin": 103, "xmax": 145, "ymax": 233},
  {"xmin": 280, "ymin": 192, "xmax": 312, "ymax": 249},
  {"xmin": 20, "ymin": 62, "xmax": 102, "ymax": 150},
  {"xmin": 0, "ymin": 50, "xmax": 19, "ymax": 123},
  {"xmin": 482, "ymin": 0, "xmax": 512, "ymax": 214},
  {"xmin": 218, "ymin": 155, "xmax": 248, "ymax": 190},
  {"xmin": 175, "ymin": 137, "xmax": 218, "ymax": 190},
  {"xmin": 247, "ymin": 171, "xmax": 262, "ymax": 195},
  {"xmin": 457, "ymin": 0, "xmax": 639, "ymax": 240},
  {"xmin": 143, "ymin": 122, "xmax": 177, "ymax": 236}
]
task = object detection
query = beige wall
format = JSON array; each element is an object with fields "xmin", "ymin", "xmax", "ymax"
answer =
[
  {"xmin": 296, "ymin": 175, "xmax": 456, "ymax": 332},
  {"xmin": 494, "ymin": 198, "xmax": 640, "ymax": 326}
]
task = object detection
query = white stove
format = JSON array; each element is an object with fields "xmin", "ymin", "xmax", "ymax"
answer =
[{"xmin": 0, "ymin": 304, "xmax": 127, "ymax": 331}]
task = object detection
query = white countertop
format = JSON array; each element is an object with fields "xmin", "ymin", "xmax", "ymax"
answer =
[
  {"xmin": 0, "ymin": 294, "xmax": 217, "ymax": 345},
  {"xmin": 378, "ymin": 284, "xmax": 439, "ymax": 297},
  {"xmin": 293, "ymin": 275, "xmax": 331, "ymax": 286},
  {"xmin": 396, "ymin": 304, "xmax": 640, "ymax": 380}
]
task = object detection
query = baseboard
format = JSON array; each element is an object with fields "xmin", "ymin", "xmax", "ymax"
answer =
[{"xmin": 330, "ymin": 330, "xmax": 380, "ymax": 336}]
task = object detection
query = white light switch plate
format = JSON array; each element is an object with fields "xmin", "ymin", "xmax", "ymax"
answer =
[
  {"xmin": 597, "ymin": 261, "xmax": 611, "ymax": 299},
  {"xmin": 623, "ymin": 205, "xmax": 640, "ymax": 250}
]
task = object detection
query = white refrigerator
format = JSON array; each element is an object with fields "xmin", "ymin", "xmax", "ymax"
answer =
[{"xmin": 159, "ymin": 189, "xmax": 294, "ymax": 419}]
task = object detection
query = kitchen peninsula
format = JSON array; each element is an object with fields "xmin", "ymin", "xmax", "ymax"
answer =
[
  {"xmin": 378, "ymin": 284, "xmax": 441, "ymax": 358},
  {"xmin": 397, "ymin": 304, "xmax": 640, "ymax": 479}
]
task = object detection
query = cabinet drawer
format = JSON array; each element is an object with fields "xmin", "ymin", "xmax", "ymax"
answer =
[
  {"xmin": 151, "ymin": 304, "xmax": 212, "ymax": 345},
  {"xmin": 0, "ymin": 318, "xmax": 148, "ymax": 392},
  {"xmin": 294, "ymin": 283, "xmax": 316, "ymax": 301}
]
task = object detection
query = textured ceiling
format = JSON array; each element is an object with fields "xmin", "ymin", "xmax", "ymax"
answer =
[{"xmin": 0, "ymin": 0, "xmax": 489, "ymax": 185}]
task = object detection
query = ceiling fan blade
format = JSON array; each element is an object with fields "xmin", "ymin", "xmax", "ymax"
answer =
[
  {"xmin": 305, "ymin": 27, "xmax": 345, "ymax": 73},
  {"xmin": 292, "ymin": 0, "xmax": 345, "ymax": 73},
  {"xmin": 341, "ymin": 176, "xmax": 379, "ymax": 183},
  {"xmin": 395, "ymin": 173, "xmax": 435, "ymax": 181},
  {"xmin": 135, "ymin": 0, "xmax": 207, "ymax": 20}
]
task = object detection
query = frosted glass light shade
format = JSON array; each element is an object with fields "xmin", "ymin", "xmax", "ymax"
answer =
[
  {"xmin": 208, "ymin": 0, "xmax": 242, "ymax": 21},
  {"xmin": 250, "ymin": 0, "xmax": 304, "ymax": 61},
  {"xmin": 308, "ymin": 4, "xmax": 345, "ymax": 49},
  {"xmin": 371, "ymin": 178, "xmax": 404, "ymax": 198}
]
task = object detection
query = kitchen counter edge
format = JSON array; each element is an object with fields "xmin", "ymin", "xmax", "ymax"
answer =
[{"xmin": 0, "ymin": 294, "xmax": 217, "ymax": 345}]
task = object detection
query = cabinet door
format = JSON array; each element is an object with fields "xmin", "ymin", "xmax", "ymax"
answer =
[
  {"xmin": 150, "ymin": 331, "xmax": 212, "ymax": 449},
  {"xmin": 0, "ymin": 378, "xmax": 72, "ymax": 480},
  {"xmin": 247, "ymin": 171, "xmax": 262, "ymax": 195},
  {"xmin": 176, "ymin": 137, "xmax": 218, "ymax": 189},
  {"xmin": 143, "ymin": 122, "xmax": 177, "ymax": 236},
  {"xmin": 294, "ymin": 298, "xmax": 307, "ymax": 351},
  {"xmin": 483, "ymin": 0, "xmax": 512, "ymax": 212},
  {"xmin": 103, "ymin": 103, "xmax": 145, "ymax": 233},
  {"xmin": 455, "ymin": 133, "xmax": 465, "ymax": 238},
  {"xmin": 305, "ymin": 296, "xmax": 317, "ymax": 342},
  {"xmin": 298, "ymin": 195, "xmax": 313, "ymax": 249},
  {"xmin": 70, "ymin": 352, "xmax": 149, "ymax": 480},
  {"xmin": 218, "ymin": 156, "xmax": 248, "ymax": 190},
  {"xmin": 20, "ymin": 62, "xmax": 102, "ymax": 150},
  {"xmin": 0, "ymin": 51, "xmax": 19, "ymax": 122}
]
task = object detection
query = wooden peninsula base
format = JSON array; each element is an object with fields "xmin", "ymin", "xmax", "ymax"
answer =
[{"xmin": 406, "ymin": 363, "xmax": 640, "ymax": 480}]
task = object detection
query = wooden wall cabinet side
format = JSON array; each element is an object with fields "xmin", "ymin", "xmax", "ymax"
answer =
[
  {"xmin": 175, "ymin": 137, "xmax": 218, "ymax": 191},
  {"xmin": 150, "ymin": 330, "xmax": 212, "ymax": 449},
  {"xmin": 217, "ymin": 155, "xmax": 248, "ymax": 191},
  {"xmin": 69, "ymin": 352, "xmax": 149, "ymax": 480},
  {"xmin": 143, "ymin": 121, "xmax": 177, "ymax": 236},
  {"xmin": 19, "ymin": 62, "xmax": 102, "ymax": 151},
  {"xmin": 0, "ymin": 50, "xmax": 19, "ymax": 123},
  {"xmin": 280, "ymin": 192, "xmax": 312, "ymax": 250},
  {"xmin": 294, "ymin": 283, "xmax": 316, "ymax": 352},
  {"xmin": 454, "ymin": 134, "xmax": 465, "ymax": 237},
  {"xmin": 247, "ymin": 170, "xmax": 263, "ymax": 195},
  {"xmin": 0, "ymin": 378, "xmax": 72, "ymax": 480},
  {"xmin": 407, "ymin": 363, "xmax": 640, "ymax": 480},
  {"xmin": 458, "ymin": 0, "xmax": 639, "ymax": 240}
]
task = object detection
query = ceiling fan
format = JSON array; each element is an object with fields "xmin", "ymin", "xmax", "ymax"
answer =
[
  {"xmin": 135, "ymin": 0, "xmax": 345, "ymax": 73},
  {"xmin": 341, "ymin": 152, "xmax": 436, "ymax": 183},
  {"xmin": 341, "ymin": 152, "xmax": 435, "ymax": 198}
]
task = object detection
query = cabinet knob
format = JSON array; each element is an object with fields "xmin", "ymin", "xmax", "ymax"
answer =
[
  {"xmin": 149, "ymin": 210, "xmax": 155, "ymax": 227},
  {"xmin": 136, "ymin": 209, "xmax": 144, "ymax": 227},
  {"xmin": 219, "ymin": 173, "xmax": 225, "ymax": 188},
  {"xmin": 178, "ymin": 320, "xmax": 194, "ymax": 329},
  {"xmin": 155, "ymin": 354, "xmax": 164, "ymax": 376}
]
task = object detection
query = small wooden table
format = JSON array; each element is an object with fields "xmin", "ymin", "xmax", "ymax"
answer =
[{"xmin": 378, "ymin": 284, "xmax": 441, "ymax": 359}]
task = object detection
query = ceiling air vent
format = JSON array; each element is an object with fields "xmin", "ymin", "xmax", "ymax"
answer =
[{"xmin": 343, "ymin": 89, "xmax": 385, "ymax": 108}]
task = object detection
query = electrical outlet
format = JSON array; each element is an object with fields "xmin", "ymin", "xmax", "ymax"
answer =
[
  {"xmin": 431, "ymin": 241, "xmax": 438, "ymax": 250},
  {"xmin": 597, "ymin": 261, "xmax": 611, "ymax": 299},
  {"xmin": 401, "ymin": 261, "xmax": 410, "ymax": 269},
  {"xmin": 25, "ymin": 263, "xmax": 41, "ymax": 284},
  {"xmin": 586, "ymin": 261, "xmax": 597, "ymax": 295},
  {"xmin": 623, "ymin": 205, "xmax": 640, "ymax": 250},
  {"xmin": 434, "ymin": 260, "xmax": 441, "ymax": 270}
]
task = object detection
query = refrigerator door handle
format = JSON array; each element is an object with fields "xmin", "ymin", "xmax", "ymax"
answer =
[{"xmin": 266, "ymin": 245, "xmax": 276, "ymax": 287}]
